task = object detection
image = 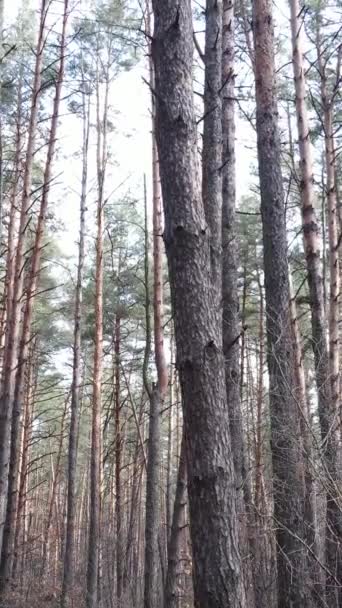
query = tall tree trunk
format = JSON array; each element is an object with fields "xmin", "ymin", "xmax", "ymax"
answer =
[
  {"xmin": 114, "ymin": 313, "xmax": 123, "ymax": 604},
  {"xmin": 0, "ymin": 3, "xmax": 68, "ymax": 588},
  {"xmin": 152, "ymin": 2, "xmax": 246, "ymax": 605},
  {"xmin": 315, "ymin": 16, "xmax": 342, "ymax": 604},
  {"xmin": 0, "ymin": 0, "xmax": 47, "ymax": 559},
  {"xmin": 221, "ymin": 2, "xmax": 256, "ymax": 604},
  {"xmin": 144, "ymin": 3, "xmax": 169, "ymax": 607},
  {"xmin": 252, "ymin": 0, "xmax": 309, "ymax": 604},
  {"xmin": 86, "ymin": 56, "xmax": 108, "ymax": 608},
  {"xmin": 61, "ymin": 84, "xmax": 89, "ymax": 608}
]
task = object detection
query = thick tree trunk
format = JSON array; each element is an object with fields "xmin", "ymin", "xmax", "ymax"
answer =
[
  {"xmin": 152, "ymin": 2, "xmax": 246, "ymax": 606},
  {"xmin": 252, "ymin": 0, "xmax": 309, "ymax": 604}
]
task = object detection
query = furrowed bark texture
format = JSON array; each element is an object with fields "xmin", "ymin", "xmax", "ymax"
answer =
[
  {"xmin": 252, "ymin": 0, "xmax": 309, "ymax": 605},
  {"xmin": 202, "ymin": 0, "xmax": 223, "ymax": 294},
  {"xmin": 152, "ymin": 2, "xmax": 246, "ymax": 606}
]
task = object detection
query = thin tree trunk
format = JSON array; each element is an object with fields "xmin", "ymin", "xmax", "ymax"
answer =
[
  {"xmin": 164, "ymin": 431, "xmax": 187, "ymax": 608},
  {"xmin": 0, "ymin": 0, "xmax": 47, "ymax": 559},
  {"xmin": 0, "ymin": 3, "xmax": 68, "ymax": 588},
  {"xmin": 61, "ymin": 81, "xmax": 89, "ymax": 608},
  {"xmin": 315, "ymin": 17, "xmax": 342, "ymax": 603},
  {"xmin": 144, "ymin": 4, "xmax": 169, "ymax": 606},
  {"xmin": 114, "ymin": 313, "xmax": 123, "ymax": 604},
  {"xmin": 86, "ymin": 59, "xmax": 107, "ymax": 608},
  {"xmin": 221, "ymin": 2, "xmax": 256, "ymax": 604},
  {"xmin": 152, "ymin": 2, "xmax": 246, "ymax": 605}
]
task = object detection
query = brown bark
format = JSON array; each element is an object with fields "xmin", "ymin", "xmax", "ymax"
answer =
[
  {"xmin": 0, "ymin": 3, "xmax": 68, "ymax": 589},
  {"xmin": 290, "ymin": 3, "xmax": 342, "ymax": 601},
  {"xmin": 152, "ymin": 2, "xmax": 246, "ymax": 605},
  {"xmin": 0, "ymin": 0, "xmax": 47, "ymax": 558},
  {"xmin": 252, "ymin": 0, "xmax": 309, "ymax": 604}
]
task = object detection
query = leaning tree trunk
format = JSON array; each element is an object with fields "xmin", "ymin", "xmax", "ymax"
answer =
[
  {"xmin": 152, "ymin": 2, "xmax": 246, "ymax": 606},
  {"xmin": 252, "ymin": 0, "xmax": 309, "ymax": 605}
]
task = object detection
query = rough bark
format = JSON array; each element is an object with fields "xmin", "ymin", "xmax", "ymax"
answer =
[
  {"xmin": 152, "ymin": 2, "xmax": 246, "ymax": 606},
  {"xmin": 221, "ymin": 2, "xmax": 255, "ymax": 604},
  {"xmin": 202, "ymin": 0, "xmax": 223, "ymax": 294},
  {"xmin": 252, "ymin": 0, "xmax": 309, "ymax": 604}
]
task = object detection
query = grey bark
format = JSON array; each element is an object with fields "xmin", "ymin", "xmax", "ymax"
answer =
[
  {"xmin": 152, "ymin": 2, "xmax": 246, "ymax": 606},
  {"xmin": 164, "ymin": 431, "xmax": 187, "ymax": 608},
  {"xmin": 61, "ymin": 86, "xmax": 89, "ymax": 608},
  {"xmin": 221, "ymin": 2, "xmax": 256, "ymax": 605},
  {"xmin": 252, "ymin": 0, "xmax": 310, "ymax": 605}
]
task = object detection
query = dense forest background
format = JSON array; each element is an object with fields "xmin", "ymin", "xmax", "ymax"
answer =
[{"xmin": 0, "ymin": 0, "xmax": 341, "ymax": 607}]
